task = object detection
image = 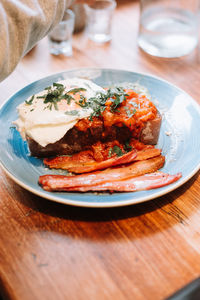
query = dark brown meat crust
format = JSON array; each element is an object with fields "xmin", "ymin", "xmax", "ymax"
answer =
[
  {"xmin": 28, "ymin": 112, "xmax": 162, "ymax": 157},
  {"xmin": 27, "ymin": 125, "xmax": 131, "ymax": 157}
]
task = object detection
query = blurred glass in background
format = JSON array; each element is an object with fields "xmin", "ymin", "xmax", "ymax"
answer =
[
  {"xmin": 48, "ymin": 9, "xmax": 75, "ymax": 56},
  {"xmin": 84, "ymin": 0, "xmax": 117, "ymax": 43},
  {"xmin": 71, "ymin": 3, "xmax": 87, "ymax": 33},
  {"xmin": 138, "ymin": 0, "xmax": 199, "ymax": 58}
]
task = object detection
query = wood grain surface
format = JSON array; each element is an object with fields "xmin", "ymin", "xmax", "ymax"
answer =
[{"xmin": 1, "ymin": 1, "xmax": 200, "ymax": 299}]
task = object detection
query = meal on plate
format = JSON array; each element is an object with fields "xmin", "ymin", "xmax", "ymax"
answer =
[{"xmin": 14, "ymin": 78, "xmax": 181, "ymax": 193}]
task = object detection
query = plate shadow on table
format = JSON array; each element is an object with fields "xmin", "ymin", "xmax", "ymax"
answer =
[{"xmin": 4, "ymin": 169, "xmax": 199, "ymax": 240}]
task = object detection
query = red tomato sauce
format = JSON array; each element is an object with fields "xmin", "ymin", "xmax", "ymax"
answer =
[{"xmin": 75, "ymin": 88, "xmax": 157, "ymax": 140}]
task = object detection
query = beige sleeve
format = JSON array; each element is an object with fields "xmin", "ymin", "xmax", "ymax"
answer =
[{"xmin": 0, "ymin": 0, "xmax": 73, "ymax": 82}]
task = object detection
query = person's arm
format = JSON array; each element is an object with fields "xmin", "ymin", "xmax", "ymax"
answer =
[{"xmin": 0, "ymin": 0, "xmax": 73, "ymax": 82}]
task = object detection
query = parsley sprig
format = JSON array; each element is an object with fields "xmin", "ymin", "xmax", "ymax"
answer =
[
  {"xmin": 67, "ymin": 87, "xmax": 87, "ymax": 94},
  {"xmin": 107, "ymin": 87, "xmax": 128, "ymax": 112},
  {"xmin": 65, "ymin": 110, "xmax": 79, "ymax": 116},
  {"xmin": 35, "ymin": 83, "xmax": 87, "ymax": 111},
  {"xmin": 25, "ymin": 95, "xmax": 34, "ymax": 105},
  {"xmin": 37, "ymin": 82, "xmax": 67, "ymax": 110},
  {"xmin": 77, "ymin": 92, "xmax": 107, "ymax": 120},
  {"xmin": 108, "ymin": 145, "xmax": 124, "ymax": 157},
  {"xmin": 25, "ymin": 83, "xmax": 139, "ymax": 120},
  {"xmin": 76, "ymin": 87, "xmax": 129, "ymax": 120},
  {"xmin": 108, "ymin": 140, "xmax": 133, "ymax": 158}
]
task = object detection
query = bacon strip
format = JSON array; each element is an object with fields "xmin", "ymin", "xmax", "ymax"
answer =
[
  {"xmin": 65, "ymin": 172, "xmax": 182, "ymax": 192},
  {"xmin": 39, "ymin": 155, "xmax": 165, "ymax": 191},
  {"xmin": 68, "ymin": 149, "xmax": 138, "ymax": 173},
  {"xmin": 44, "ymin": 149, "xmax": 137, "ymax": 173},
  {"xmin": 44, "ymin": 150, "xmax": 94, "ymax": 170},
  {"xmin": 135, "ymin": 148, "xmax": 161, "ymax": 161},
  {"xmin": 44, "ymin": 148, "xmax": 161, "ymax": 174}
]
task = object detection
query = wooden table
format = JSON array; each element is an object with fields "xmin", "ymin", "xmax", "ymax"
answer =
[{"xmin": 1, "ymin": 1, "xmax": 200, "ymax": 299}]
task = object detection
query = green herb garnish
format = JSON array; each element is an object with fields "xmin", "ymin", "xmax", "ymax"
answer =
[
  {"xmin": 76, "ymin": 87, "xmax": 129, "ymax": 120},
  {"xmin": 108, "ymin": 147, "xmax": 113, "ymax": 158},
  {"xmin": 25, "ymin": 95, "xmax": 34, "ymax": 105},
  {"xmin": 62, "ymin": 94, "xmax": 74, "ymax": 104},
  {"xmin": 67, "ymin": 87, "xmax": 87, "ymax": 94},
  {"xmin": 33, "ymin": 82, "xmax": 132, "ymax": 118},
  {"xmin": 124, "ymin": 107, "xmax": 136, "ymax": 118},
  {"xmin": 77, "ymin": 91, "xmax": 107, "ymax": 120},
  {"xmin": 44, "ymin": 86, "xmax": 51, "ymax": 90},
  {"xmin": 108, "ymin": 145, "xmax": 124, "ymax": 157},
  {"xmin": 65, "ymin": 110, "xmax": 79, "ymax": 116},
  {"xmin": 53, "ymin": 82, "xmax": 65, "ymax": 88},
  {"xmin": 36, "ymin": 82, "xmax": 72, "ymax": 110},
  {"xmin": 124, "ymin": 140, "xmax": 132, "ymax": 152},
  {"xmin": 36, "ymin": 84, "xmax": 88, "ymax": 110},
  {"xmin": 106, "ymin": 87, "xmax": 128, "ymax": 112}
]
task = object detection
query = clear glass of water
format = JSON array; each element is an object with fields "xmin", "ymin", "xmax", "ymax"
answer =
[
  {"xmin": 84, "ymin": 0, "xmax": 117, "ymax": 43},
  {"xmin": 138, "ymin": 0, "xmax": 199, "ymax": 58},
  {"xmin": 48, "ymin": 9, "xmax": 75, "ymax": 56}
]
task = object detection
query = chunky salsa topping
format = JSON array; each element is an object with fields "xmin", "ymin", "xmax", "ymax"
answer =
[
  {"xmin": 27, "ymin": 83, "xmax": 157, "ymax": 141},
  {"xmin": 75, "ymin": 87, "xmax": 157, "ymax": 139}
]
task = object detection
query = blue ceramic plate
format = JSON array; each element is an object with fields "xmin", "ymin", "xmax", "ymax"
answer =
[{"xmin": 1, "ymin": 68, "xmax": 200, "ymax": 207}]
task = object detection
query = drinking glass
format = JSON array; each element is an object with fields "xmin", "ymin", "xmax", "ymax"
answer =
[
  {"xmin": 48, "ymin": 9, "xmax": 75, "ymax": 56},
  {"xmin": 84, "ymin": 0, "xmax": 117, "ymax": 43},
  {"xmin": 138, "ymin": 0, "xmax": 199, "ymax": 58}
]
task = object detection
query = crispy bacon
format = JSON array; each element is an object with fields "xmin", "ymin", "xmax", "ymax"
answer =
[
  {"xmin": 44, "ymin": 150, "xmax": 94, "ymax": 170},
  {"xmin": 44, "ymin": 147, "xmax": 161, "ymax": 174},
  {"xmin": 44, "ymin": 148, "xmax": 137, "ymax": 173},
  {"xmin": 64, "ymin": 172, "xmax": 182, "ymax": 192},
  {"xmin": 39, "ymin": 155, "xmax": 166, "ymax": 191},
  {"xmin": 135, "ymin": 148, "xmax": 161, "ymax": 161}
]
